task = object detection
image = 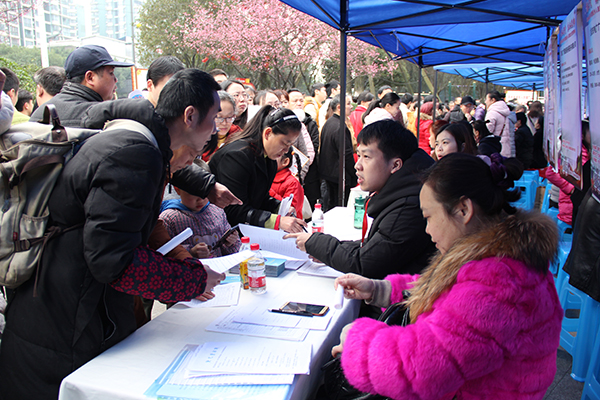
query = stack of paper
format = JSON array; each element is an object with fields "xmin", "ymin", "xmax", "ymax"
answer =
[{"xmin": 145, "ymin": 344, "xmax": 299, "ymax": 400}]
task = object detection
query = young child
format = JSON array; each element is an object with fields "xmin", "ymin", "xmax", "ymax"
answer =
[
  {"xmin": 269, "ymin": 148, "xmax": 305, "ymax": 219},
  {"xmin": 160, "ymin": 186, "xmax": 241, "ymax": 258}
]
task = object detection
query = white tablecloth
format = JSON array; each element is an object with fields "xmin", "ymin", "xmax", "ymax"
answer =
[{"xmin": 58, "ymin": 270, "xmax": 358, "ymax": 400}]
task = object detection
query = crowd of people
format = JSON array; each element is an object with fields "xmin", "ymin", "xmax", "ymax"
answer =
[{"xmin": 0, "ymin": 43, "xmax": 596, "ymax": 400}]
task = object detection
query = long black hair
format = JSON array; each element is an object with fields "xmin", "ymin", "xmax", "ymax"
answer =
[
  {"xmin": 362, "ymin": 92, "xmax": 401, "ymax": 124},
  {"xmin": 423, "ymin": 152, "xmax": 523, "ymax": 216},
  {"xmin": 233, "ymin": 106, "xmax": 302, "ymax": 156}
]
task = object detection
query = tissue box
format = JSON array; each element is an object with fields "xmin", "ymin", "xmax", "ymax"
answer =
[
  {"xmin": 228, "ymin": 257, "xmax": 286, "ymax": 277},
  {"xmin": 265, "ymin": 258, "xmax": 286, "ymax": 277}
]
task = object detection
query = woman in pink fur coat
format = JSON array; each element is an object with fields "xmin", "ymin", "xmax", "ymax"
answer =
[{"xmin": 333, "ymin": 153, "xmax": 563, "ymax": 400}]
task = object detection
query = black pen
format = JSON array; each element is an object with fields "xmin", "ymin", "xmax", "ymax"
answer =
[
  {"xmin": 302, "ymin": 225, "xmax": 308, "ymax": 233},
  {"xmin": 269, "ymin": 309, "xmax": 313, "ymax": 317}
]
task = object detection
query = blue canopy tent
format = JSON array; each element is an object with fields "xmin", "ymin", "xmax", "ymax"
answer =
[
  {"xmin": 278, "ymin": 0, "xmax": 579, "ymax": 205},
  {"xmin": 433, "ymin": 62, "xmax": 544, "ymax": 91}
]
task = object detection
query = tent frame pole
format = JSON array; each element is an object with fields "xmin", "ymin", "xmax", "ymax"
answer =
[
  {"xmin": 432, "ymin": 69, "xmax": 438, "ymax": 121},
  {"xmin": 416, "ymin": 48, "xmax": 423, "ymax": 144},
  {"xmin": 338, "ymin": 0, "xmax": 349, "ymax": 207}
]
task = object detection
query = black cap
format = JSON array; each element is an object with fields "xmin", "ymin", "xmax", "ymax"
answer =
[
  {"xmin": 460, "ymin": 95, "xmax": 475, "ymax": 106},
  {"xmin": 64, "ymin": 45, "xmax": 133, "ymax": 79}
]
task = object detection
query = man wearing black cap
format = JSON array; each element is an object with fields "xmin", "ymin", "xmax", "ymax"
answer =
[
  {"xmin": 29, "ymin": 44, "xmax": 133, "ymax": 126},
  {"xmin": 459, "ymin": 95, "xmax": 477, "ymax": 122},
  {"xmin": 444, "ymin": 96, "xmax": 469, "ymax": 123}
]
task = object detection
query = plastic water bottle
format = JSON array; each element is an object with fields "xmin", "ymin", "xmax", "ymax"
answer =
[
  {"xmin": 248, "ymin": 243, "xmax": 266, "ymax": 294},
  {"xmin": 239, "ymin": 236, "xmax": 250, "ymax": 290},
  {"xmin": 312, "ymin": 202, "xmax": 324, "ymax": 233}
]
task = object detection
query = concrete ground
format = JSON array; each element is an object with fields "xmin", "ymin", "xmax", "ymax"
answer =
[{"xmin": 544, "ymin": 348, "xmax": 585, "ymax": 400}]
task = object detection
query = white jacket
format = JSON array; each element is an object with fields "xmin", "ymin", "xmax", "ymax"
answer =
[
  {"xmin": 363, "ymin": 107, "xmax": 394, "ymax": 127},
  {"xmin": 486, "ymin": 100, "xmax": 514, "ymax": 157}
]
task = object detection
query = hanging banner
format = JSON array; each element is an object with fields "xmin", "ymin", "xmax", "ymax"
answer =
[
  {"xmin": 583, "ymin": 0, "xmax": 600, "ymax": 200},
  {"xmin": 544, "ymin": 35, "xmax": 559, "ymax": 168},
  {"xmin": 558, "ymin": 5, "xmax": 584, "ymax": 189}
]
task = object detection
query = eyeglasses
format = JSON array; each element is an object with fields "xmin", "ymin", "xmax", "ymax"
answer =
[
  {"xmin": 230, "ymin": 92, "xmax": 249, "ymax": 100},
  {"xmin": 215, "ymin": 116, "xmax": 236, "ymax": 123}
]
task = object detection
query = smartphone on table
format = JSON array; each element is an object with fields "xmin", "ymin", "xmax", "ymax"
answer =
[{"xmin": 275, "ymin": 301, "xmax": 329, "ymax": 317}]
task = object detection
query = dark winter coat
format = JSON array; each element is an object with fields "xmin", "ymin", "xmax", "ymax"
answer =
[
  {"xmin": 531, "ymin": 125, "xmax": 548, "ymax": 169},
  {"xmin": 318, "ymin": 114, "xmax": 357, "ymax": 188},
  {"xmin": 29, "ymin": 82, "xmax": 103, "ymax": 126},
  {"xmin": 303, "ymin": 114, "xmax": 321, "ymax": 207},
  {"xmin": 0, "ymin": 99, "xmax": 208, "ymax": 400},
  {"xmin": 305, "ymin": 149, "xmax": 436, "ymax": 280},
  {"xmin": 515, "ymin": 125, "xmax": 534, "ymax": 169},
  {"xmin": 446, "ymin": 104, "xmax": 466, "ymax": 123},
  {"xmin": 478, "ymin": 135, "xmax": 502, "ymax": 157},
  {"xmin": 210, "ymin": 139, "xmax": 280, "ymax": 227},
  {"xmin": 564, "ymin": 190, "xmax": 600, "ymax": 302}
]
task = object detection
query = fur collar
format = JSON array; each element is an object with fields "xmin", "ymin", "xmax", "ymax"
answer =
[
  {"xmin": 418, "ymin": 112, "xmax": 433, "ymax": 121},
  {"xmin": 405, "ymin": 211, "xmax": 559, "ymax": 323}
]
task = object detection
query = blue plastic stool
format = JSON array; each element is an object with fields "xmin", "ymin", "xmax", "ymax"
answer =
[
  {"xmin": 582, "ymin": 330, "xmax": 600, "ymax": 400},
  {"xmin": 541, "ymin": 183, "xmax": 556, "ymax": 215},
  {"xmin": 558, "ymin": 283, "xmax": 600, "ymax": 381},
  {"xmin": 511, "ymin": 174, "xmax": 538, "ymax": 210},
  {"xmin": 551, "ymin": 242, "xmax": 571, "ymax": 283},
  {"xmin": 556, "ymin": 267, "xmax": 570, "ymax": 297}
]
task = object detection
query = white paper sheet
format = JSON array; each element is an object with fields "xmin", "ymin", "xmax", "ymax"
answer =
[
  {"xmin": 162, "ymin": 347, "xmax": 295, "ymax": 385},
  {"xmin": 278, "ymin": 194, "xmax": 294, "ymax": 217},
  {"xmin": 178, "ymin": 373, "xmax": 295, "ymax": 385},
  {"xmin": 187, "ymin": 342, "xmax": 311, "ymax": 375},
  {"xmin": 296, "ymin": 262, "xmax": 343, "ymax": 278},
  {"xmin": 199, "ymin": 250, "xmax": 254, "ymax": 273},
  {"xmin": 178, "ymin": 283, "xmax": 241, "ymax": 308},
  {"xmin": 157, "ymin": 227, "xmax": 193, "ymax": 255},
  {"xmin": 206, "ymin": 309, "xmax": 309, "ymax": 341},
  {"xmin": 156, "ymin": 382, "xmax": 290, "ymax": 400},
  {"xmin": 238, "ymin": 225, "xmax": 309, "ymax": 260},
  {"xmin": 232, "ymin": 307, "xmax": 332, "ymax": 330},
  {"xmin": 334, "ymin": 285, "xmax": 344, "ymax": 309}
]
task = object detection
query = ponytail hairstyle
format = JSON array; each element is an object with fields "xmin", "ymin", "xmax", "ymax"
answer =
[
  {"xmin": 472, "ymin": 119, "xmax": 491, "ymax": 142},
  {"xmin": 232, "ymin": 106, "xmax": 302, "ymax": 156},
  {"xmin": 423, "ymin": 152, "xmax": 524, "ymax": 217},
  {"xmin": 362, "ymin": 92, "xmax": 401, "ymax": 124}
]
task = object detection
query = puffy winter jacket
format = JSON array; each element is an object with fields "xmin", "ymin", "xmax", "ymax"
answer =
[{"xmin": 485, "ymin": 100, "xmax": 514, "ymax": 158}]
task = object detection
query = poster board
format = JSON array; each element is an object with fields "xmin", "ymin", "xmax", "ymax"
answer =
[
  {"xmin": 558, "ymin": 5, "xmax": 584, "ymax": 189},
  {"xmin": 544, "ymin": 34, "xmax": 559, "ymax": 169},
  {"xmin": 583, "ymin": 0, "xmax": 600, "ymax": 200}
]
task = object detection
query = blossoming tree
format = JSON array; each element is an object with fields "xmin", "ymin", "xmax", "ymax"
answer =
[{"xmin": 179, "ymin": 0, "xmax": 397, "ymax": 89}]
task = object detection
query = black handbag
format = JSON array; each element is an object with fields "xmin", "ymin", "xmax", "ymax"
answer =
[{"xmin": 320, "ymin": 298, "xmax": 410, "ymax": 400}]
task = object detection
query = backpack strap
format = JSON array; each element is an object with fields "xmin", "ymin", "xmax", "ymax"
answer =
[
  {"xmin": 31, "ymin": 223, "xmax": 84, "ymax": 297},
  {"xmin": 40, "ymin": 104, "xmax": 68, "ymax": 143},
  {"xmin": 103, "ymin": 119, "xmax": 159, "ymax": 149}
]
